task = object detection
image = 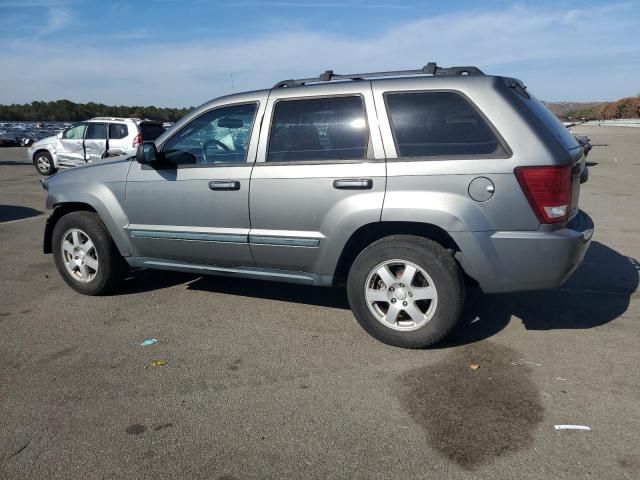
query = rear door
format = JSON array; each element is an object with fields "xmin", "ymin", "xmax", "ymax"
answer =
[
  {"xmin": 84, "ymin": 122, "xmax": 107, "ymax": 161},
  {"xmin": 249, "ymin": 83, "xmax": 386, "ymax": 276},
  {"xmin": 57, "ymin": 123, "xmax": 87, "ymax": 168},
  {"xmin": 107, "ymin": 122, "xmax": 130, "ymax": 156}
]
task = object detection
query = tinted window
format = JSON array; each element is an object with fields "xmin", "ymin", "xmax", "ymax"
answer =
[
  {"xmin": 108, "ymin": 123, "xmax": 128, "ymax": 139},
  {"xmin": 62, "ymin": 124, "xmax": 86, "ymax": 140},
  {"xmin": 163, "ymin": 103, "xmax": 257, "ymax": 165},
  {"xmin": 385, "ymin": 92, "xmax": 502, "ymax": 157},
  {"xmin": 139, "ymin": 123, "xmax": 165, "ymax": 141},
  {"xmin": 85, "ymin": 123, "xmax": 106, "ymax": 140},
  {"xmin": 268, "ymin": 96, "xmax": 368, "ymax": 162}
]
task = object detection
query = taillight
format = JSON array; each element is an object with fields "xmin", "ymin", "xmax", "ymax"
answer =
[
  {"xmin": 132, "ymin": 133, "xmax": 142, "ymax": 148},
  {"xmin": 514, "ymin": 165, "xmax": 572, "ymax": 224}
]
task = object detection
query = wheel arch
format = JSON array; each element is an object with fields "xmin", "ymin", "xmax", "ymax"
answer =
[
  {"xmin": 333, "ymin": 221, "xmax": 466, "ymax": 286},
  {"xmin": 44, "ymin": 203, "xmax": 97, "ymax": 254}
]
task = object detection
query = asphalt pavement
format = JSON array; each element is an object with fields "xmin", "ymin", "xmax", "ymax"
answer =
[{"xmin": 0, "ymin": 125, "xmax": 638, "ymax": 479}]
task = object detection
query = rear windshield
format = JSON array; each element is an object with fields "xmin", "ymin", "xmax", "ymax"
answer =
[
  {"xmin": 139, "ymin": 123, "xmax": 166, "ymax": 141},
  {"xmin": 508, "ymin": 82, "xmax": 579, "ymax": 151}
]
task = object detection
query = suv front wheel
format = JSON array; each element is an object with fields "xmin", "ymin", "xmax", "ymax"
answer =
[
  {"xmin": 34, "ymin": 151, "xmax": 56, "ymax": 176},
  {"xmin": 347, "ymin": 235, "xmax": 464, "ymax": 348},
  {"xmin": 52, "ymin": 211, "xmax": 127, "ymax": 295}
]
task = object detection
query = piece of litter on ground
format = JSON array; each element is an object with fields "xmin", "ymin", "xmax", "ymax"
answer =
[
  {"xmin": 541, "ymin": 392, "xmax": 552, "ymax": 398},
  {"xmin": 469, "ymin": 364, "xmax": 480, "ymax": 370},
  {"xmin": 149, "ymin": 360, "xmax": 167, "ymax": 367},
  {"xmin": 555, "ymin": 377, "xmax": 567, "ymax": 381},
  {"xmin": 511, "ymin": 359, "xmax": 542, "ymax": 367},
  {"xmin": 140, "ymin": 338, "xmax": 158, "ymax": 346},
  {"xmin": 554, "ymin": 425, "xmax": 591, "ymax": 431}
]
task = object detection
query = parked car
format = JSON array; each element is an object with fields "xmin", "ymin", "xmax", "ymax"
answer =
[
  {"xmin": 28, "ymin": 117, "xmax": 165, "ymax": 175},
  {"xmin": 40, "ymin": 63, "xmax": 593, "ymax": 348}
]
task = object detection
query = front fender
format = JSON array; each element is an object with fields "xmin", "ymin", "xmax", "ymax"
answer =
[{"xmin": 46, "ymin": 182, "xmax": 134, "ymax": 257}]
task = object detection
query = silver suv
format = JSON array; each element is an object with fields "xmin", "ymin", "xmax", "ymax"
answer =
[
  {"xmin": 29, "ymin": 117, "xmax": 165, "ymax": 175},
  {"xmin": 41, "ymin": 63, "xmax": 593, "ymax": 348}
]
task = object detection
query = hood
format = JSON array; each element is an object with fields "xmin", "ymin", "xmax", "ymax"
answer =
[
  {"xmin": 32, "ymin": 135, "xmax": 57, "ymax": 147},
  {"xmin": 45, "ymin": 155, "xmax": 133, "ymax": 187}
]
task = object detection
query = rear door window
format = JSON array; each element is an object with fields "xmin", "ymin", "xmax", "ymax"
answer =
[
  {"xmin": 139, "ymin": 123, "xmax": 166, "ymax": 141},
  {"xmin": 108, "ymin": 123, "xmax": 128, "ymax": 139},
  {"xmin": 385, "ymin": 91, "xmax": 503, "ymax": 157},
  {"xmin": 267, "ymin": 96, "xmax": 368, "ymax": 162},
  {"xmin": 85, "ymin": 123, "xmax": 107, "ymax": 140}
]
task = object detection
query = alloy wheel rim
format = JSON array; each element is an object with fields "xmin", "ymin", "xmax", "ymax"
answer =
[
  {"xmin": 37, "ymin": 155, "xmax": 50, "ymax": 172},
  {"xmin": 364, "ymin": 259, "xmax": 438, "ymax": 331},
  {"xmin": 61, "ymin": 228, "xmax": 99, "ymax": 283}
]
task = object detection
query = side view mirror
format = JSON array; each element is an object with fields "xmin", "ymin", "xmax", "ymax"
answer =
[
  {"xmin": 136, "ymin": 141, "xmax": 159, "ymax": 164},
  {"xmin": 57, "ymin": 131, "xmax": 63, "ymax": 139}
]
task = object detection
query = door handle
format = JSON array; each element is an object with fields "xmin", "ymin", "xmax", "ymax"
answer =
[
  {"xmin": 333, "ymin": 179, "xmax": 373, "ymax": 190},
  {"xmin": 209, "ymin": 180, "xmax": 240, "ymax": 191}
]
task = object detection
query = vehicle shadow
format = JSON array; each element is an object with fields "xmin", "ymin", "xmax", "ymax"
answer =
[
  {"xmin": 117, "ymin": 241, "xmax": 638, "ymax": 346},
  {"xmin": 0, "ymin": 204, "xmax": 43, "ymax": 222},
  {"xmin": 442, "ymin": 241, "xmax": 639, "ymax": 347},
  {"xmin": 186, "ymin": 275, "xmax": 350, "ymax": 310},
  {"xmin": 0, "ymin": 161, "xmax": 31, "ymax": 166}
]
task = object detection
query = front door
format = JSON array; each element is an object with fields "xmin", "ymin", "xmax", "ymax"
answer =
[
  {"xmin": 57, "ymin": 123, "xmax": 87, "ymax": 168},
  {"xmin": 124, "ymin": 100, "xmax": 264, "ymax": 266},
  {"xmin": 249, "ymin": 84, "xmax": 386, "ymax": 277},
  {"xmin": 84, "ymin": 122, "xmax": 107, "ymax": 161}
]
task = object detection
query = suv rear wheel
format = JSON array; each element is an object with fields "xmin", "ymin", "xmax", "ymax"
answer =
[
  {"xmin": 52, "ymin": 211, "xmax": 127, "ymax": 295},
  {"xmin": 347, "ymin": 235, "xmax": 464, "ymax": 348}
]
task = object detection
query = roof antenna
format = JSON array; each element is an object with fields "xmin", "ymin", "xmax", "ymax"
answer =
[{"xmin": 230, "ymin": 73, "xmax": 235, "ymax": 92}]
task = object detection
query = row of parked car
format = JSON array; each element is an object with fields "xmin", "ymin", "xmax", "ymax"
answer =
[
  {"xmin": 28, "ymin": 117, "xmax": 166, "ymax": 175},
  {"xmin": 38, "ymin": 62, "xmax": 594, "ymax": 348}
]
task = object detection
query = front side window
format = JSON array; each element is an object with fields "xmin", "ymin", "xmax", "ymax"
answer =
[
  {"xmin": 62, "ymin": 124, "xmax": 86, "ymax": 140},
  {"xmin": 109, "ymin": 123, "xmax": 128, "ymax": 139},
  {"xmin": 163, "ymin": 103, "xmax": 258, "ymax": 165},
  {"xmin": 85, "ymin": 123, "xmax": 106, "ymax": 140},
  {"xmin": 385, "ymin": 92, "xmax": 503, "ymax": 157},
  {"xmin": 267, "ymin": 96, "xmax": 368, "ymax": 162}
]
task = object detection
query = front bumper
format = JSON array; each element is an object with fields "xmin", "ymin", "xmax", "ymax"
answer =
[{"xmin": 455, "ymin": 210, "xmax": 594, "ymax": 293}]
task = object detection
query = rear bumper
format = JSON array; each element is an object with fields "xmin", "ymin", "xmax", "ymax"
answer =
[{"xmin": 454, "ymin": 210, "xmax": 594, "ymax": 293}]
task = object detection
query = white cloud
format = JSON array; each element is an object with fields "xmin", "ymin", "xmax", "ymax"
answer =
[
  {"xmin": 34, "ymin": 6, "xmax": 72, "ymax": 38},
  {"xmin": 1, "ymin": 3, "xmax": 638, "ymax": 105}
]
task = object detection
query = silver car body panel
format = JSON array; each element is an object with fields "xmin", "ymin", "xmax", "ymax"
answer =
[{"xmin": 43, "ymin": 74, "xmax": 593, "ymax": 293}]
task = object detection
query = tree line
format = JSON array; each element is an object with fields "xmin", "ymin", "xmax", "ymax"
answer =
[
  {"xmin": 565, "ymin": 96, "xmax": 640, "ymax": 120},
  {"xmin": 0, "ymin": 99, "xmax": 194, "ymax": 122}
]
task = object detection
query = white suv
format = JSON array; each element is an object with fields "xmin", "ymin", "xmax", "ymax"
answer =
[{"xmin": 28, "ymin": 117, "xmax": 166, "ymax": 175}]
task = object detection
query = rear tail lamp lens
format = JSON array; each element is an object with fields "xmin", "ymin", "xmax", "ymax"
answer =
[{"xmin": 514, "ymin": 165, "xmax": 572, "ymax": 224}]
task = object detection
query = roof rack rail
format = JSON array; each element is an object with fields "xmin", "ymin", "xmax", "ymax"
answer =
[{"xmin": 273, "ymin": 62, "xmax": 484, "ymax": 88}]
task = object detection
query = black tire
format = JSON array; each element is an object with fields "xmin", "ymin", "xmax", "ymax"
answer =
[
  {"xmin": 52, "ymin": 211, "xmax": 127, "ymax": 295},
  {"xmin": 347, "ymin": 235, "xmax": 464, "ymax": 349},
  {"xmin": 33, "ymin": 151, "xmax": 56, "ymax": 176}
]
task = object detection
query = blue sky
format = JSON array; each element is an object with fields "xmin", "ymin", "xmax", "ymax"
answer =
[{"xmin": 0, "ymin": 0, "xmax": 639, "ymax": 106}]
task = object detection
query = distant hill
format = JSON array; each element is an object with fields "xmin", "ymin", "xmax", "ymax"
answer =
[
  {"xmin": 544, "ymin": 97, "xmax": 640, "ymax": 120},
  {"xmin": 543, "ymin": 102, "xmax": 606, "ymax": 118}
]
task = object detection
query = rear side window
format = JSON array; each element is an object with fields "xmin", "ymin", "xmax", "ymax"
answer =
[
  {"xmin": 385, "ymin": 92, "xmax": 503, "ymax": 157},
  {"xmin": 268, "ymin": 96, "xmax": 368, "ymax": 162},
  {"xmin": 139, "ymin": 123, "xmax": 166, "ymax": 141},
  {"xmin": 85, "ymin": 123, "xmax": 106, "ymax": 140},
  {"xmin": 108, "ymin": 123, "xmax": 128, "ymax": 139}
]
